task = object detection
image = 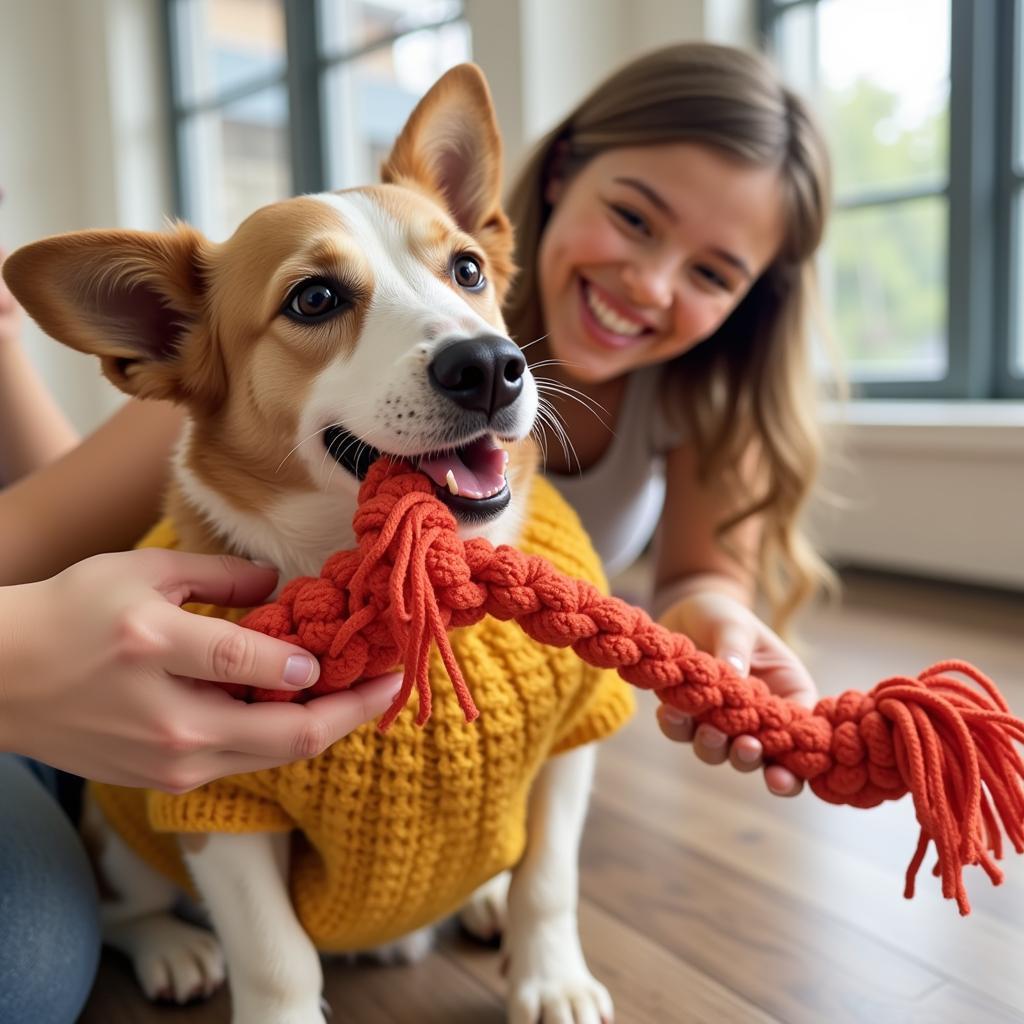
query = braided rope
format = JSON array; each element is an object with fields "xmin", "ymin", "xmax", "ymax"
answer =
[{"xmin": 232, "ymin": 460, "xmax": 1024, "ymax": 914}]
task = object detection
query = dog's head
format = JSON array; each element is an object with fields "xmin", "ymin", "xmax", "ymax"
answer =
[{"xmin": 4, "ymin": 65, "xmax": 539, "ymax": 577}]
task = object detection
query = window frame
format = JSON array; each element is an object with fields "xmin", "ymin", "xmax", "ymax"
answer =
[
  {"xmin": 760, "ymin": 0, "xmax": 1022, "ymax": 399},
  {"xmin": 162, "ymin": 0, "xmax": 465, "ymax": 217}
]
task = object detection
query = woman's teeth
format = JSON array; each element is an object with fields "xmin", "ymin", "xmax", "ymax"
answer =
[{"xmin": 584, "ymin": 283, "xmax": 645, "ymax": 337}]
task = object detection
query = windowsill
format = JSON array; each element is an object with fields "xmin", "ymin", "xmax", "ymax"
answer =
[
  {"xmin": 813, "ymin": 399, "xmax": 1024, "ymax": 589},
  {"xmin": 823, "ymin": 400, "xmax": 1024, "ymax": 455}
]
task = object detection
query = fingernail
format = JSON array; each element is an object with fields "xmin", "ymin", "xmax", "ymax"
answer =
[
  {"xmin": 283, "ymin": 654, "xmax": 317, "ymax": 687},
  {"xmin": 701, "ymin": 727, "xmax": 727, "ymax": 749},
  {"xmin": 736, "ymin": 745, "xmax": 760, "ymax": 764},
  {"xmin": 251, "ymin": 558, "xmax": 278, "ymax": 571},
  {"xmin": 661, "ymin": 705, "xmax": 689, "ymax": 725},
  {"xmin": 725, "ymin": 654, "xmax": 746, "ymax": 676}
]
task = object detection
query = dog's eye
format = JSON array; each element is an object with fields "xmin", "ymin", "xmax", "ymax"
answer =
[
  {"xmin": 452, "ymin": 254, "xmax": 485, "ymax": 292},
  {"xmin": 285, "ymin": 280, "xmax": 345, "ymax": 321}
]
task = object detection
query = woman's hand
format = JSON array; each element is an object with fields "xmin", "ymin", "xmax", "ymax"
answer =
[
  {"xmin": 0, "ymin": 548, "xmax": 401, "ymax": 791},
  {"xmin": 655, "ymin": 589, "xmax": 818, "ymax": 797}
]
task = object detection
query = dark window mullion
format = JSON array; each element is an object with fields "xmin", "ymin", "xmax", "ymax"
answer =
[
  {"xmin": 995, "ymin": 0, "xmax": 1023, "ymax": 396},
  {"xmin": 761, "ymin": 0, "xmax": 816, "ymax": 17},
  {"xmin": 173, "ymin": 69, "xmax": 289, "ymax": 120},
  {"xmin": 947, "ymin": 0, "xmax": 999, "ymax": 398},
  {"xmin": 835, "ymin": 182, "xmax": 948, "ymax": 213},
  {"xmin": 284, "ymin": 0, "xmax": 326, "ymax": 195},
  {"xmin": 163, "ymin": 0, "xmax": 188, "ymax": 219}
]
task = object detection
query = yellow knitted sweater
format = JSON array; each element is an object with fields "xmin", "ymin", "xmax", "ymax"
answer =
[{"xmin": 90, "ymin": 476, "xmax": 634, "ymax": 952}]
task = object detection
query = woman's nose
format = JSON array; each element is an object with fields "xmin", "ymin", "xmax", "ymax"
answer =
[{"xmin": 621, "ymin": 256, "xmax": 676, "ymax": 310}]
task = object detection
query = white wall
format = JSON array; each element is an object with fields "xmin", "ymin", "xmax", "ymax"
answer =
[
  {"xmin": 0, "ymin": 0, "xmax": 171, "ymax": 433},
  {"xmin": 467, "ymin": 0, "xmax": 755, "ymax": 174}
]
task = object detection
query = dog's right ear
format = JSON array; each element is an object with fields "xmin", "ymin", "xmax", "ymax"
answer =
[
  {"xmin": 2, "ymin": 225, "xmax": 225, "ymax": 407},
  {"xmin": 381, "ymin": 63, "xmax": 514, "ymax": 299}
]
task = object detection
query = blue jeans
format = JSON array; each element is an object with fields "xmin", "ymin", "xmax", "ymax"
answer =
[{"xmin": 0, "ymin": 755, "xmax": 100, "ymax": 1024}]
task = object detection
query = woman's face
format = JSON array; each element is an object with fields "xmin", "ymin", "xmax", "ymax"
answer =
[{"xmin": 536, "ymin": 143, "xmax": 786, "ymax": 384}]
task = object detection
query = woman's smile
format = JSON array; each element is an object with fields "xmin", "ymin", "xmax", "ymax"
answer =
[{"xmin": 577, "ymin": 277, "xmax": 656, "ymax": 350}]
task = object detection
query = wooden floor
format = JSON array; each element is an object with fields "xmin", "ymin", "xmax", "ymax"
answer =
[{"xmin": 80, "ymin": 570, "xmax": 1024, "ymax": 1023}]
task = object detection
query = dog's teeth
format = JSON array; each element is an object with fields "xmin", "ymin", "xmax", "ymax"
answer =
[{"xmin": 446, "ymin": 469, "xmax": 460, "ymax": 496}]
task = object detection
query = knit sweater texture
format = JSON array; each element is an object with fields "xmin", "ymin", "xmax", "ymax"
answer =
[{"xmin": 90, "ymin": 475, "xmax": 634, "ymax": 951}]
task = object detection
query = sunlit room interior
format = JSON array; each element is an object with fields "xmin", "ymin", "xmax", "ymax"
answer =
[{"xmin": 1, "ymin": 1, "xmax": 1022, "ymax": 1021}]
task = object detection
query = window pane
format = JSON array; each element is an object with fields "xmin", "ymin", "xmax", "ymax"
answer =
[
  {"xmin": 174, "ymin": 0, "xmax": 286, "ymax": 106},
  {"xmin": 323, "ymin": 20, "xmax": 471, "ymax": 189},
  {"xmin": 320, "ymin": 0, "xmax": 462, "ymax": 56},
  {"xmin": 821, "ymin": 197, "xmax": 948, "ymax": 381},
  {"xmin": 776, "ymin": 0, "xmax": 950, "ymax": 198},
  {"xmin": 180, "ymin": 86, "xmax": 291, "ymax": 240}
]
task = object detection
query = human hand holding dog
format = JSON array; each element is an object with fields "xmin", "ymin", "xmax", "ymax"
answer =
[
  {"xmin": 655, "ymin": 588, "xmax": 818, "ymax": 797},
  {"xmin": 0, "ymin": 547, "xmax": 401, "ymax": 791}
]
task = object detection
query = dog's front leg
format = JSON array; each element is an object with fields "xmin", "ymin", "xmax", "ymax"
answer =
[
  {"xmin": 505, "ymin": 743, "xmax": 612, "ymax": 1024},
  {"xmin": 182, "ymin": 832, "xmax": 326, "ymax": 1024}
]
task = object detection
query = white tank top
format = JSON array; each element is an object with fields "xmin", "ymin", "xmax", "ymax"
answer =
[{"xmin": 544, "ymin": 366, "xmax": 685, "ymax": 578}]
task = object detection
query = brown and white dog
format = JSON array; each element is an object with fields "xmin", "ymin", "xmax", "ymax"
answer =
[{"xmin": 5, "ymin": 65, "xmax": 613, "ymax": 1024}]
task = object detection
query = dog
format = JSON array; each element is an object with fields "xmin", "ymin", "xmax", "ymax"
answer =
[{"xmin": 5, "ymin": 64, "xmax": 630, "ymax": 1024}]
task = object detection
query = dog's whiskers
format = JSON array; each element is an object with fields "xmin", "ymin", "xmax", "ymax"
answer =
[
  {"xmin": 533, "ymin": 379, "xmax": 610, "ymax": 429},
  {"xmin": 518, "ymin": 333, "xmax": 549, "ymax": 353},
  {"xmin": 533, "ymin": 398, "xmax": 581, "ymax": 474}
]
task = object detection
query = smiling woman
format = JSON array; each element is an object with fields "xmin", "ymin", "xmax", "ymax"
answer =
[{"xmin": 503, "ymin": 42, "xmax": 834, "ymax": 797}]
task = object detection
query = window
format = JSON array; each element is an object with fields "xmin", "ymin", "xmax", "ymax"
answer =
[
  {"xmin": 164, "ymin": 0, "xmax": 470, "ymax": 241},
  {"xmin": 761, "ymin": 0, "xmax": 1022, "ymax": 398}
]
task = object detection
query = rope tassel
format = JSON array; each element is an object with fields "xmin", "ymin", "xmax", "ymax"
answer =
[{"xmin": 236, "ymin": 461, "xmax": 1024, "ymax": 914}]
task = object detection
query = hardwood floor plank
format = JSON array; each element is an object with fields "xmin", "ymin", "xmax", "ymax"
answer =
[
  {"xmin": 594, "ymin": 716, "xmax": 1024, "ymax": 1015},
  {"xmin": 580, "ymin": 799, "xmax": 947, "ymax": 1024},
  {"xmin": 452, "ymin": 901, "xmax": 785, "ymax": 1024}
]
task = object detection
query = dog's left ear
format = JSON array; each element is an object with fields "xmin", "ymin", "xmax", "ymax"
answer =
[
  {"xmin": 3, "ymin": 225, "xmax": 225, "ymax": 408},
  {"xmin": 382, "ymin": 63, "xmax": 513, "ymax": 288}
]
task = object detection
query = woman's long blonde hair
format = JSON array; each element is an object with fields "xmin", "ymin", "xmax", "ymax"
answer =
[{"xmin": 504, "ymin": 42, "xmax": 836, "ymax": 630}]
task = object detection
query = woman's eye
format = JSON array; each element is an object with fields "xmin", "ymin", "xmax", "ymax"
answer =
[
  {"xmin": 694, "ymin": 266, "xmax": 730, "ymax": 291},
  {"xmin": 286, "ymin": 280, "xmax": 344, "ymax": 320},
  {"xmin": 452, "ymin": 254, "xmax": 485, "ymax": 291},
  {"xmin": 611, "ymin": 204, "xmax": 649, "ymax": 235}
]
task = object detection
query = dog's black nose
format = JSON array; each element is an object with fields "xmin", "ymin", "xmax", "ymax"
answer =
[{"xmin": 429, "ymin": 335, "xmax": 526, "ymax": 419}]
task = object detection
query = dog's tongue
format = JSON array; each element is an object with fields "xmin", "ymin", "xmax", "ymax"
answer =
[{"xmin": 418, "ymin": 437, "xmax": 509, "ymax": 499}]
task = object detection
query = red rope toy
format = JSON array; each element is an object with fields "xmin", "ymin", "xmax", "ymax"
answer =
[{"xmin": 229, "ymin": 459, "xmax": 1024, "ymax": 915}]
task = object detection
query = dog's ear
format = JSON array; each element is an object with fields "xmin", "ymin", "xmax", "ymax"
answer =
[
  {"xmin": 381, "ymin": 63, "xmax": 513, "ymax": 290},
  {"xmin": 2, "ymin": 225, "xmax": 225, "ymax": 408}
]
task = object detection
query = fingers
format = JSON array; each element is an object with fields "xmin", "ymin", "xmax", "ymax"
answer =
[
  {"xmin": 764, "ymin": 765, "xmax": 804, "ymax": 798},
  {"xmin": 155, "ymin": 602, "xmax": 320, "ymax": 692},
  {"xmin": 148, "ymin": 549, "xmax": 282, "ymax": 611},
  {"xmin": 656, "ymin": 704, "xmax": 694, "ymax": 743},
  {"xmin": 712, "ymin": 621, "xmax": 755, "ymax": 678},
  {"xmin": 206, "ymin": 672, "xmax": 403, "ymax": 763}
]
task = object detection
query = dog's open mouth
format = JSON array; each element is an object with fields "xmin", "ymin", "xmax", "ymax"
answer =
[{"xmin": 324, "ymin": 426, "xmax": 511, "ymax": 519}]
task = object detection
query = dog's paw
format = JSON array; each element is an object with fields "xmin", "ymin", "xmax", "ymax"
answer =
[
  {"xmin": 458, "ymin": 870, "xmax": 510, "ymax": 944},
  {"xmin": 365, "ymin": 924, "xmax": 435, "ymax": 965},
  {"xmin": 113, "ymin": 914, "xmax": 225, "ymax": 1004},
  {"xmin": 505, "ymin": 911, "xmax": 613, "ymax": 1024},
  {"xmin": 508, "ymin": 970, "xmax": 613, "ymax": 1024}
]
